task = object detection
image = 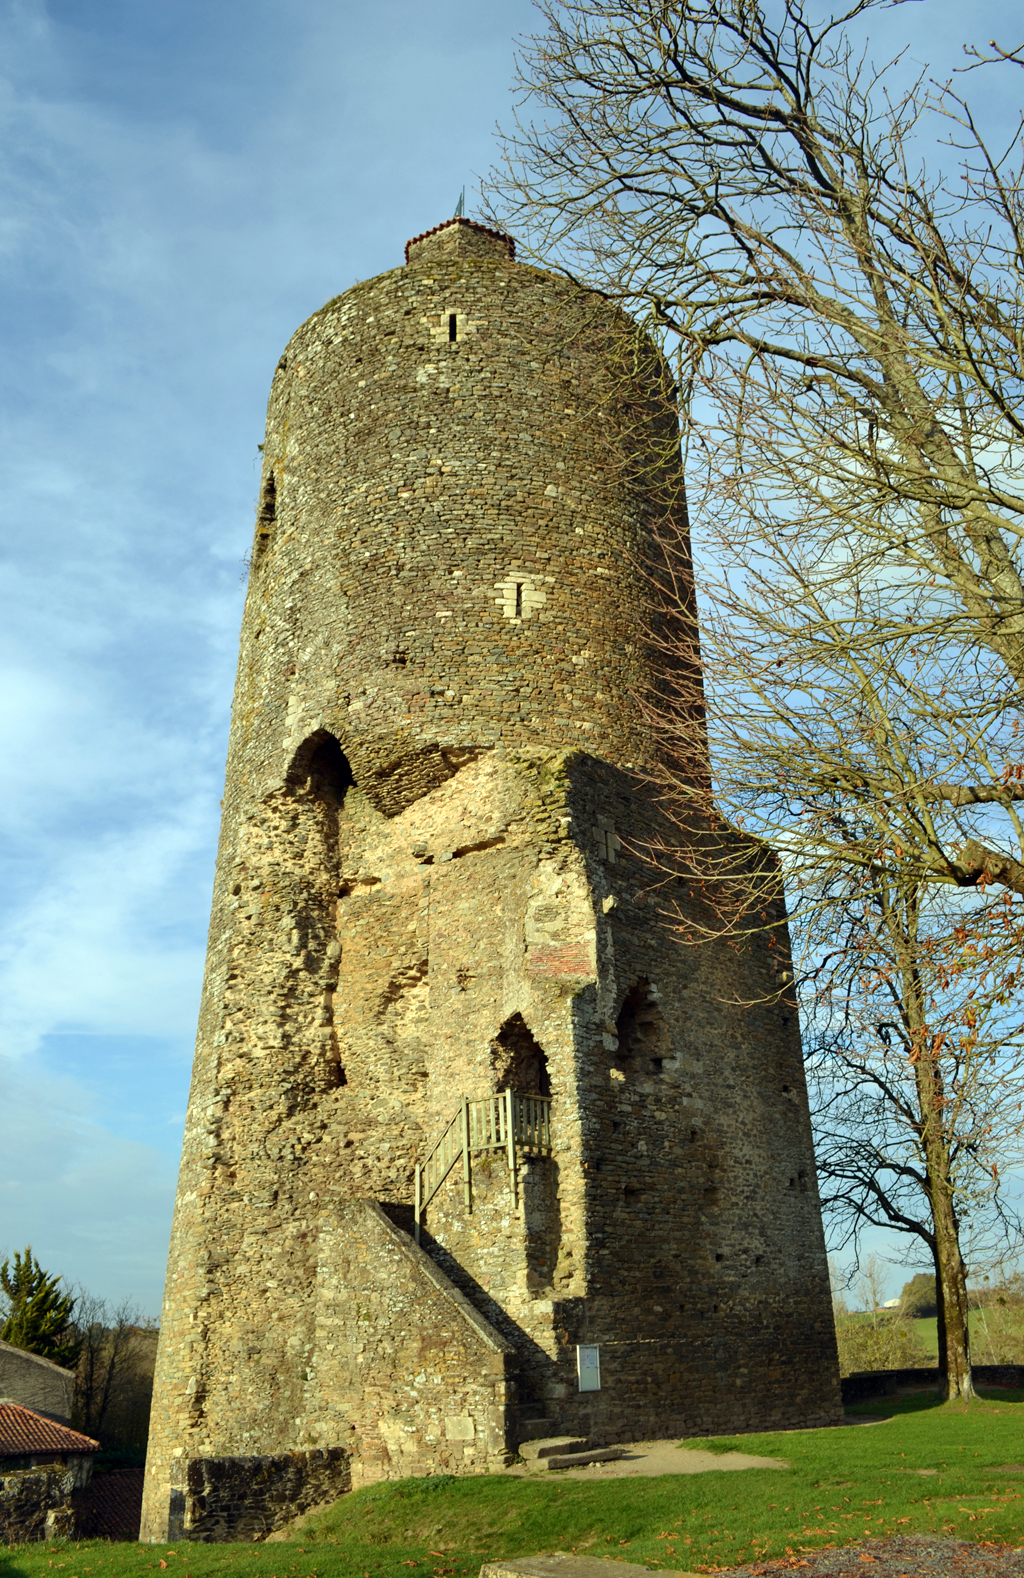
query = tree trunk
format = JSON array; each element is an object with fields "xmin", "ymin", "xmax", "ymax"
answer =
[
  {"xmin": 933, "ymin": 1252, "xmax": 948, "ymax": 1379},
  {"xmin": 932, "ymin": 1184, "xmax": 975, "ymax": 1401},
  {"xmin": 915, "ymin": 1063, "xmax": 974, "ymax": 1400},
  {"xmin": 901, "ymin": 895, "xmax": 975, "ymax": 1402}
]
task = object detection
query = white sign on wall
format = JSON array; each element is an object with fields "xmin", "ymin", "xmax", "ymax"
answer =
[{"xmin": 576, "ymin": 1343, "xmax": 601, "ymax": 1392}]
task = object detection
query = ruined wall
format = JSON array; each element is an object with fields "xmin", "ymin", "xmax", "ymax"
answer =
[
  {"xmin": 169, "ymin": 1449, "xmax": 350, "ymax": 1542},
  {"xmin": 0, "ymin": 1467, "xmax": 76, "ymax": 1542}
]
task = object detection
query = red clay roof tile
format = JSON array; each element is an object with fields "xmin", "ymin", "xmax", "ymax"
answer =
[{"xmin": 0, "ymin": 1403, "xmax": 99, "ymax": 1456}]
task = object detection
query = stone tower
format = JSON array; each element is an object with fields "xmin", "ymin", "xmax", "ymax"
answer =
[{"xmin": 141, "ymin": 217, "xmax": 841, "ymax": 1543}]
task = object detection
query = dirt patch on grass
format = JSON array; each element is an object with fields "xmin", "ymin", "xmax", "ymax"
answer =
[
  {"xmin": 724, "ymin": 1533, "xmax": 1024, "ymax": 1575},
  {"xmin": 504, "ymin": 1440, "xmax": 786, "ymax": 1480}
]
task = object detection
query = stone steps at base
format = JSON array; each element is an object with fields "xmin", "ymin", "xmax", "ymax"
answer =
[
  {"xmin": 538, "ymin": 1448, "xmax": 627, "ymax": 1471},
  {"xmin": 519, "ymin": 1436, "xmax": 589, "ymax": 1462}
]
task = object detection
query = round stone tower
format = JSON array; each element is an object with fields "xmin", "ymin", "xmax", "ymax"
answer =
[
  {"xmin": 141, "ymin": 219, "xmax": 840, "ymax": 1545},
  {"xmin": 235, "ymin": 215, "xmax": 692, "ymax": 815}
]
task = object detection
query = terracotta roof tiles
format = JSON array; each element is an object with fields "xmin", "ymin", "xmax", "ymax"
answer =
[{"xmin": 0, "ymin": 1402, "xmax": 99, "ymax": 1456}]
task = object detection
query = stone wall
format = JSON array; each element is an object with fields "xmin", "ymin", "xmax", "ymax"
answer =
[
  {"xmin": 0, "ymin": 1466, "xmax": 75, "ymax": 1542},
  {"xmin": 235, "ymin": 217, "xmax": 689, "ymax": 816},
  {"xmin": 841, "ymin": 1365, "xmax": 1024, "ymax": 1404},
  {"xmin": 0, "ymin": 1340, "xmax": 74, "ymax": 1424},
  {"xmin": 304, "ymin": 1200, "xmax": 516, "ymax": 1484},
  {"xmin": 419, "ymin": 752, "xmax": 841, "ymax": 1443},
  {"xmin": 169, "ymin": 1449, "xmax": 350, "ymax": 1542}
]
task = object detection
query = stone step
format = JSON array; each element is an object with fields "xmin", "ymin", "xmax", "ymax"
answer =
[
  {"xmin": 482, "ymin": 1556, "xmax": 702, "ymax": 1578},
  {"xmin": 538, "ymin": 1447, "xmax": 627, "ymax": 1471},
  {"xmin": 519, "ymin": 1435, "xmax": 589, "ymax": 1462}
]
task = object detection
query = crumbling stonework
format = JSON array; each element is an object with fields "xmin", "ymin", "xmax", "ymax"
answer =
[
  {"xmin": 142, "ymin": 217, "xmax": 841, "ymax": 1543},
  {"xmin": 0, "ymin": 1467, "xmax": 76, "ymax": 1543}
]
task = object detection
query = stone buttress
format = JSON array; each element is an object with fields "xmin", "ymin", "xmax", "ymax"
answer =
[{"xmin": 141, "ymin": 218, "xmax": 842, "ymax": 1542}]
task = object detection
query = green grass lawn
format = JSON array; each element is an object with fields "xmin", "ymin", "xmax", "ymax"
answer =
[{"xmin": 5, "ymin": 1390, "xmax": 1024, "ymax": 1578}]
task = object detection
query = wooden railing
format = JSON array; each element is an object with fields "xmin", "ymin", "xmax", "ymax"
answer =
[{"xmin": 413, "ymin": 1090, "xmax": 552, "ymax": 1242}]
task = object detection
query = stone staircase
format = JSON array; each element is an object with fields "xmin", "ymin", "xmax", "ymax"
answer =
[
  {"xmin": 518, "ymin": 1436, "xmax": 626, "ymax": 1472},
  {"xmin": 380, "ymin": 1203, "xmax": 611, "ymax": 1470}
]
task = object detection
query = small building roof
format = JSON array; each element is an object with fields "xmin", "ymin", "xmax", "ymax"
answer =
[
  {"xmin": 0, "ymin": 1402, "xmax": 99, "ymax": 1457},
  {"xmin": 0, "ymin": 1338, "xmax": 75, "ymax": 1380}
]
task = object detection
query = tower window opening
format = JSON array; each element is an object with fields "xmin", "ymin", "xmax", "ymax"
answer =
[
  {"xmin": 614, "ymin": 979, "xmax": 667, "ymax": 1071},
  {"xmin": 448, "ymin": 313, "xmax": 458, "ymax": 341},
  {"xmin": 290, "ymin": 732, "xmax": 356, "ymax": 806},
  {"xmin": 255, "ymin": 471, "xmax": 276, "ymax": 548},
  {"xmin": 491, "ymin": 1012, "xmax": 551, "ymax": 1097},
  {"xmin": 515, "ymin": 582, "xmax": 523, "ymax": 619}
]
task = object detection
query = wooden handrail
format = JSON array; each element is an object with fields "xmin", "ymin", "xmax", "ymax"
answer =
[{"xmin": 414, "ymin": 1090, "xmax": 552, "ymax": 1241}]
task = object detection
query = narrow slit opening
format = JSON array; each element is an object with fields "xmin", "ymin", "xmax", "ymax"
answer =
[
  {"xmin": 515, "ymin": 582, "xmax": 523, "ymax": 618},
  {"xmin": 448, "ymin": 313, "xmax": 458, "ymax": 341},
  {"xmin": 255, "ymin": 471, "xmax": 276, "ymax": 554}
]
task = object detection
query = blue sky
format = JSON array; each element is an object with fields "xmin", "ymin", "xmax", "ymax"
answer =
[{"xmin": 0, "ymin": 0, "xmax": 1021, "ymax": 1318}]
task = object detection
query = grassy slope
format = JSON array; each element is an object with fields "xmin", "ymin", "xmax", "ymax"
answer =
[
  {"xmin": 909, "ymin": 1311, "xmax": 1024, "ymax": 1362},
  {"xmin": 844, "ymin": 1311, "xmax": 1022, "ymax": 1362},
  {"xmin": 5, "ymin": 1391, "xmax": 1024, "ymax": 1578},
  {"xmin": 914, "ymin": 1317, "xmax": 939, "ymax": 1360}
]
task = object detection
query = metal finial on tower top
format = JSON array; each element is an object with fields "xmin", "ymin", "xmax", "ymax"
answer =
[{"xmin": 454, "ymin": 187, "xmax": 465, "ymax": 218}]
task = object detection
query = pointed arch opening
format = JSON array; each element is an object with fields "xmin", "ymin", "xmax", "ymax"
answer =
[
  {"xmin": 490, "ymin": 1012, "xmax": 551, "ymax": 1097},
  {"xmin": 287, "ymin": 731, "xmax": 355, "ymax": 805}
]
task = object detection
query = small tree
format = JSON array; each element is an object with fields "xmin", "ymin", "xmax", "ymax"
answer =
[
  {"xmin": 0, "ymin": 1247, "xmax": 79, "ymax": 1369},
  {"xmin": 971, "ymin": 1274, "xmax": 1024, "ymax": 1364},
  {"xmin": 832, "ymin": 1258, "xmax": 925, "ymax": 1377}
]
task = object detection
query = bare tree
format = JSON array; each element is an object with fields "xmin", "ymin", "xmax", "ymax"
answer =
[
  {"xmin": 799, "ymin": 859, "xmax": 1024, "ymax": 1398},
  {"xmin": 73, "ymin": 1292, "xmax": 158, "ymax": 1456},
  {"xmin": 486, "ymin": 0, "xmax": 1024, "ymax": 1400},
  {"xmin": 830, "ymin": 1256, "xmax": 925, "ymax": 1377},
  {"xmin": 486, "ymin": 0, "xmax": 1024, "ymax": 890}
]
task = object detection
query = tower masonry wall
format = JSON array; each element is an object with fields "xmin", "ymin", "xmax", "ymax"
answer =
[
  {"xmin": 142, "ymin": 221, "xmax": 841, "ymax": 1543},
  {"xmin": 235, "ymin": 220, "xmax": 690, "ymax": 818}
]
